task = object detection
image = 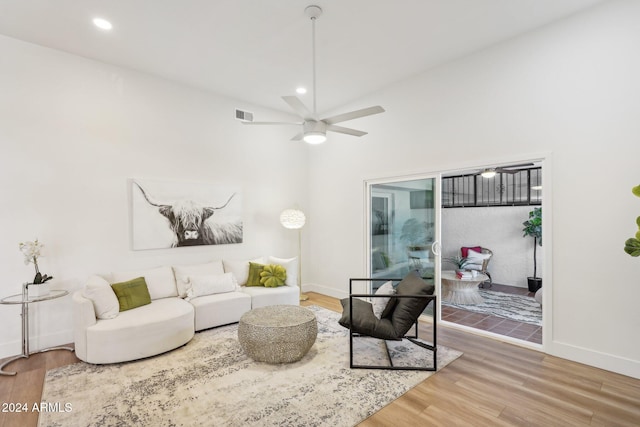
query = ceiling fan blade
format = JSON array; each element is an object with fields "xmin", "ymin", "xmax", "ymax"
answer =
[
  {"xmin": 322, "ymin": 106, "xmax": 385, "ymax": 125},
  {"xmin": 498, "ymin": 162, "xmax": 535, "ymax": 169},
  {"xmin": 326, "ymin": 124, "xmax": 367, "ymax": 137},
  {"xmin": 282, "ymin": 96, "xmax": 313, "ymax": 120},
  {"xmin": 495, "ymin": 163, "xmax": 536, "ymax": 173},
  {"xmin": 241, "ymin": 121, "xmax": 302, "ymax": 126},
  {"xmin": 291, "ymin": 132, "xmax": 304, "ymax": 141}
]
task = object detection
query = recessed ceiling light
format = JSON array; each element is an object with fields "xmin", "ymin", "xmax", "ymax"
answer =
[
  {"xmin": 93, "ymin": 17, "xmax": 113, "ymax": 31},
  {"xmin": 296, "ymin": 87, "xmax": 307, "ymax": 95}
]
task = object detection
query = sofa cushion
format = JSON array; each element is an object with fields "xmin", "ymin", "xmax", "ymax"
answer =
[
  {"xmin": 240, "ymin": 285, "xmax": 299, "ymax": 308},
  {"xmin": 186, "ymin": 273, "xmax": 238, "ymax": 300},
  {"xmin": 111, "ymin": 277, "xmax": 152, "ymax": 312},
  {"xmin": 83, "ymin": 275, "xmax": 119, "ymax": 320},
  {"xmin": 267, "ymin": 256, "xmax": 298, "ymax": 286},
  {"xmin": 111, "ymin": 266, "xmax": 177, "ymax": 300},
  {"xmin": 172, "ymin": 261, "xmax": 225, "ymax": 298},
  {"xmin": 223, "ymin": 257, "xmax": 266, "ymax": 286},
  {"xmin": 190, "ymin": 291, "xmax": 252, "ymax": 331}
]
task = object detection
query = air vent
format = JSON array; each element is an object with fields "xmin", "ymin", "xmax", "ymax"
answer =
[{"xmin": 235, "ymin": 109, "xmax": 253, "ymax": 122}]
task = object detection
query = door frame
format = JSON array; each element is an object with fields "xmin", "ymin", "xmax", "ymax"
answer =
[{"xmin": 363, "ymin": 153, "xmax": 551, "ymax": 352}]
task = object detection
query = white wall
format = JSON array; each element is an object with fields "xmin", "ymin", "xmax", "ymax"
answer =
[
  {"xmin": 307, "ymin": 0, "xmax": 640, "ymax": 378},
  {"xmin": 0, "ymin": 35, "xmax": 309, "ymax": 358},
  {"xmin": 442, "ymin": 205, "xmax": 543, "ymax": 288}
]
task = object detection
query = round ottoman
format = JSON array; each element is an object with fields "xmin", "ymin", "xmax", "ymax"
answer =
[{"xmin": 238, "ymin": 305, "xmax": 317, "ymax": 364}]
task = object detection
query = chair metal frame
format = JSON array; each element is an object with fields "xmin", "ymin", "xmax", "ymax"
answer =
[{"xmin": 347, "ymin": 278, "xmax": 437, "ymax": 371}]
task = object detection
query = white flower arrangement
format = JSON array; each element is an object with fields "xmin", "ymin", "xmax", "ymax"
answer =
[{"xmin": 18, "ymin": 239, "xmax": 53, "ymax": 284}]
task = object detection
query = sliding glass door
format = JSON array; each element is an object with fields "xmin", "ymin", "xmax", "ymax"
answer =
[{"xmin": 366, "ymin": 175, "xmax": 440, "ymax": 305}]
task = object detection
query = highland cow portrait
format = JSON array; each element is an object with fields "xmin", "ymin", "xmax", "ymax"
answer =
[{"xmin": 131, "ymin": 179, "xmax": 243, "ymax": 250}]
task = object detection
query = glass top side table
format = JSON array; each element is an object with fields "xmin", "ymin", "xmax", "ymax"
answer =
[{"xmin": 0, "ymin": 284, "xmax": 73, "ymax": 376}]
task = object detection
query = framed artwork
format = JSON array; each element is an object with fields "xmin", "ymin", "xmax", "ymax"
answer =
[{"xmin": 131, "ymin": 178, "xmax": 243, "ymax": 250}]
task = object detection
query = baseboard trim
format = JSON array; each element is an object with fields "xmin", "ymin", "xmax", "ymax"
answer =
[
  {"xmin": 304, "ymin": 283, "xmax": 347, "ymax": 300},
  {"xmin": 0, "ymin": 329, "xmax": 73, "ymax": 360},
  {"xmin": 548, "ymin": 340, "xmax": 640, "ymax": 380}
]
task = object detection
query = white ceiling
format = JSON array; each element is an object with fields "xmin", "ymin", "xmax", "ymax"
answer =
[{"xmin": 0, "ymin": 0, "xmax": 604, "ymax": 115}]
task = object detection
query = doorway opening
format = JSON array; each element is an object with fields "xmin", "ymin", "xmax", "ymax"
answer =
[
  {"xmin": 440, "ymin": 163, "xmax": 543, "ymax": 345},
  {"xmin": 365, "ymin": 159, "xmax": 547, "ymax": 348}
]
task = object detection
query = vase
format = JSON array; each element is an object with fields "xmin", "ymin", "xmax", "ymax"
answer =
[{"xmin": 28, "ymin": 282, "xmax": 51, "ymax": 297}]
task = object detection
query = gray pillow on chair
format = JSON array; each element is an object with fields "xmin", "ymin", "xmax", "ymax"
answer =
[
  {"xmin": 339, "ymin": 298, "xmax": 397, "ymax": 340},
  {"xmin": 390, "ymin": 271, "xmax": 435, "ymax": 337}
]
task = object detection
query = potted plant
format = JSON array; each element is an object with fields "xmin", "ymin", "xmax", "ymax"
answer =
[
  {"xmin": 443, "ymin": 255, "xmax": 473, "ymax": 272},
  {"xmin": 19, "ymin": 239, "xmax": 54, "ymax": 296},
  {"xmin": 522, "ymin": 207, "xmax": 542, "ymax": 292},
  {"xmin": 624, "ymin": 184, "xmax": 640, "ymax": 257}
]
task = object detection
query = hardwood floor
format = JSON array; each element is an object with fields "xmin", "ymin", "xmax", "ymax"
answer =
[{"xmin": 1, "ymin": 292, "xmax": 638, "ymax": 426}]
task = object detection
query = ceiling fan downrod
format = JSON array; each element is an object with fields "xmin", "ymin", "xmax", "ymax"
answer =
[{"xmin": 305, "ymin": 5, "xmax": 322, "ymax": 118}]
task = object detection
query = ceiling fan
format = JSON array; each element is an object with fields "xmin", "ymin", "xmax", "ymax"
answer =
[
  {"xmin": 479, "ymin": 163, "xmax": 535, "ymax": 178},
  {"xmin": 242, "ymin": 5, "xmax": 385, "ymax": 144}
]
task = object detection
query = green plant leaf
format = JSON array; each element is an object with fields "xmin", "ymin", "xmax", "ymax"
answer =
[
  {"xmin": 636, "ymin": 216, "xmax": 640, "ymax": 228},
  {"xmin": 624, "ymin": 238, "xmax": 640, "ymax": 257},
  {"xmin": 632, "ymin": 185, "xmax": 640, "ymax": 198}
]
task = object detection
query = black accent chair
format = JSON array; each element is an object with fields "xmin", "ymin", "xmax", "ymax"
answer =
[{"xmin": 338, "ymin": 271, "xmax": 437, "ymax": 371}]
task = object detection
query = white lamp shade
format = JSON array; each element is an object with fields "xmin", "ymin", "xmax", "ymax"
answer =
[{"xmin": 280, "ymin": 209, "xmax": 306, "ymax": 229}]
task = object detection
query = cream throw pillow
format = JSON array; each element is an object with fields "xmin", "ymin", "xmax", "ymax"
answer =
[
  {"xmin": 185, "ymin": 273, "xmax": 238, "ymax": 300},
  {"xmin": 173, "ymin": 261, "xmax": 225, "ymax": 297},
  {"xmin": 223, "ymin": 257, "xmax": 266, "ymax": 286},
  {"xmin": 372, "ymin": 280, "xmax": 395, "ymax": 319},
  {"xmin": 466, "ymin": 249, "xmax": 490, "ymax": 271},
  {"xmin": 83, "ymin": 275, "xmax": 119, "ymax": 319},
  {"xmin": 268, "ymin": 256, "xmax": 298, "ymax": 286}
]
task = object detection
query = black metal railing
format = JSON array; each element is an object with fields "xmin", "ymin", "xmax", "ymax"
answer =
[{"xmin": 442, "ymin": 167, "xmax": 542, "ymax": 208}]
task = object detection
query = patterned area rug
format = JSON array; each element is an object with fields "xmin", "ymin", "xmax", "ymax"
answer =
[
  {"xmin": 444, "ymin": 289, "xmax": 542, "ymax": 326},
  {"xmin": 39, "ymin": 306, "xmax": 461, "ymax": 427}
]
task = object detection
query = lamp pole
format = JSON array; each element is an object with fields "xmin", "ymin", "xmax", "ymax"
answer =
[{"xmin": 280, "ymin": 209, "xmax": 308, "ymax": 301}]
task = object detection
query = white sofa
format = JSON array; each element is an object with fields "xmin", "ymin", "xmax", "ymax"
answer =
[{"xmin": 73, "ymin": 257, "xmax": 299, "ymax": 364}]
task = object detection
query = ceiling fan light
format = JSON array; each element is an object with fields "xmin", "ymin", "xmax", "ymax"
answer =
[
  {"xmin": 481, "ymin": 169, "xmax": 497, "ymax": 178},
  {"xmin": 303, "ymin": 132, "xmax": 326, "ymax": 144},
  {"xmin": 92, "ymin": 17, "xmax": 113, "ymax": 30}
]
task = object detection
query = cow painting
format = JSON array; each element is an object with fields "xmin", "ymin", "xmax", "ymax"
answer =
[{"xmin": 132, "ymin": 181, "xmax": 243, "ymax": 249}]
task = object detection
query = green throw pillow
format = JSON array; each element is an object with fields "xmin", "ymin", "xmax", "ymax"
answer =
[
  {"xmin": 260, "ymin": 264, "xmax": 287, "ymax": 288},
  {"xmin": 246, "ymin": 262, "xmax": 266, "ymax": 287},
  {"xmin": 111, "ymin": 277, "xmax": 152, "ymax": 312}
]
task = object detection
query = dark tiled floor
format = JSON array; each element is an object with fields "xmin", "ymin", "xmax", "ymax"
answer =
[{"xmin": 441, "ymin": 283, "xmax": 542, "ymax": 344}]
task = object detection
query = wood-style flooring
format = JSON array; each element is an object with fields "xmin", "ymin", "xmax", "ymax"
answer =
[{"xmin": 1, "ymin": 292, "xmax": 638, "ymax": 426}]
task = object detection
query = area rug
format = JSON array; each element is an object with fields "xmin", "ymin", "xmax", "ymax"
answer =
[
  {"xmin": 39, "ymin": 306, "xmax": 462, "ymax": 427},
  {"xmin": 444, "ymin": 289, "xmax": 542, "ymax": 326}
]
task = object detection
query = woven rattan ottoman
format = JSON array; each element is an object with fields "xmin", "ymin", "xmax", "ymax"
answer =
[{"xmin": 238, "ymin": 305, "xmax": 317, "ymax": 364}]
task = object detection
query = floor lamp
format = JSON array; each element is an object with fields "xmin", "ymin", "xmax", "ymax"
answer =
[{"xmin": 280, "ymin": 209, "xmax": 308, "ymax": 301}]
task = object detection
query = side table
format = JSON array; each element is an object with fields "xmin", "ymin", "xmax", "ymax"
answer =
[
  {"xmin": 0, "ymin": 284, "xmax": 73, "ymax": 376},
  {"xmin": 441, "ymin": 270, "xmax": 489, "ymax": 305}
]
